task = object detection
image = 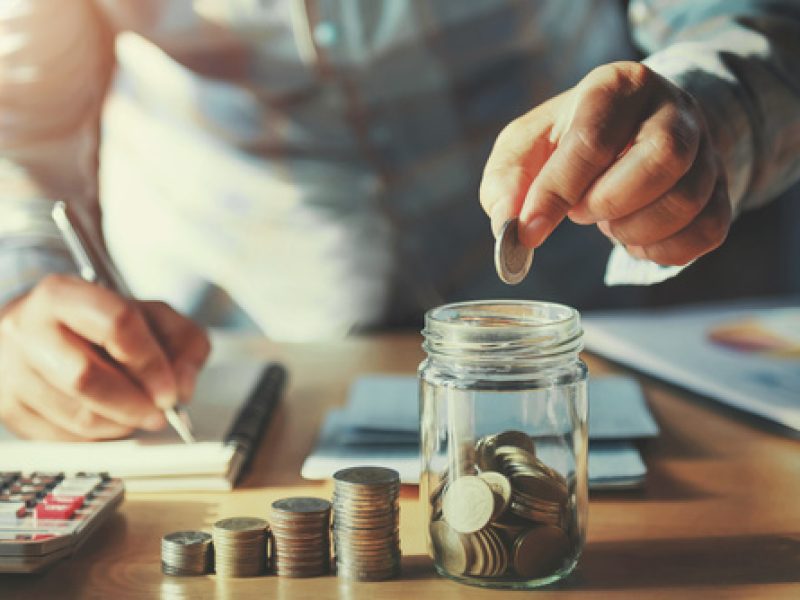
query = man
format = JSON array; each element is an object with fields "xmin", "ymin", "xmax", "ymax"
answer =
[{"xmin": 1, "ymin": 1, "xmax": 798, "ymax": 440}]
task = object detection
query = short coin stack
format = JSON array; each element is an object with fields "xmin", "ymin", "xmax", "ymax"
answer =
[
  {"xmin": 161, "ymin": 531, "xmax": 213, "ymax": 576},
  {"xmin": 270, "ymin": 497, "xmax": 332, "ymax": 577},
  {"xmin": 212, "ymin": 517, "xmax": 269, "ymax": 577},
  {"xmin": 332, "ymin": 466, "xmax": 401, "ymax": 581},
  {"xmin": 429, "ymin": 430, "xmax": 573, "ymax": 581}
]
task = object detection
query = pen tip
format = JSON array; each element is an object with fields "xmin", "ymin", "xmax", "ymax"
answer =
[{"xmin": 165, "ymin": 407, "xmax": 196, "ymax": 444}]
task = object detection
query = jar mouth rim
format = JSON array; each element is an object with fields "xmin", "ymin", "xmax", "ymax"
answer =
[
  {"xmin": 423, "ymin": 300, "xmax": 583, "ymax": 358},
  {"xmin": 425, "ymin": 300, "xmax": 578, "ymax": 330}
]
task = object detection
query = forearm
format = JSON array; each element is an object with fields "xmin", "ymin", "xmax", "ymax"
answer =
[
  {"xmin": 0, "ymin": 0, "xmax": 111, "ymax": 302},
  {"xmin": 630, "ymin": 0, "xmax": 800, "ymax": 215}
]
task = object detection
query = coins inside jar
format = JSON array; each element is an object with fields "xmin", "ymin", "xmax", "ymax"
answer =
[{"xmin": 430, "ymin": 430, "xmax": 575, "ymax": 581}]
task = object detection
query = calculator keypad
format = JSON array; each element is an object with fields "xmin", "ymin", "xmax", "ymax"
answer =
[{"xmin": 0, "ymin": 472, "xmax": 124, "ymax": 573}]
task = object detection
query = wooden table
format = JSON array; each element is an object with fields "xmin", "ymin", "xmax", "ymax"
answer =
[{"xmin": 3, "ymin": 332, "xmax": 799, "ymax": 599}]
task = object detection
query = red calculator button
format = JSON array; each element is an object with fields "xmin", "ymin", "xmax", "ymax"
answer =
[
  {"xmin": 44, "ymin": 494, "xmax": 84, "ymax": 509},
  {"xmin": 35, "ymin": 502, "xmax": 76, "ymax": 520}
]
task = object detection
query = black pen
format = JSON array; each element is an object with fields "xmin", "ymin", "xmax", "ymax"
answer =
[
  {"xmin": 51, "ymin": 200, "xmax": 196, "ymax": 444},
  {"xmin": 224, "ymin": 363, "xmax": 287, "ymax": 481}
]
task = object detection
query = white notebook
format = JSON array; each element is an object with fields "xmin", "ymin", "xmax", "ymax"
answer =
[{"xmin": 0, "ymin": 361, "xmax": 266, "ymax": 492}]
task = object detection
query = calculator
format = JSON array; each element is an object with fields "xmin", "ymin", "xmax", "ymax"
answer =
[{"xmin": 0, "ymin": 472, "xmax": 124, "ymax": 573}]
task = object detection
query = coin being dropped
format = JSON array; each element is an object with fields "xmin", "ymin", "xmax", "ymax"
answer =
[{"xmin": 494, "ymin": 217, "xmax": 534, "ymax": 285}]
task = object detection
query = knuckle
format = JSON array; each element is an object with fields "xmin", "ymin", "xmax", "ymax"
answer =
[
  {"xmin": 71, "ymin": 407, "xmax": 98, "ymax": 437},
  {"xmin": 570, "ymin": 126, "xmax": 618, "ymax": 166},
  {"xmin": 539, "ymin": 192, "xmax": 573, "ymax": 219},
  {"xmin": 584, "ymin": 61, "xmax": 650, "ymax": 93},
  {"xmin": 590, "ymin": 191, "xmax": 629, "ymax": 221},
  {"xmin": 697, "ymin": 211, "xmax": 730, "ymax": 251},
  {"xmin": 148, "ymin": 300, "xmax": 172, "ymax": 315},
  {"xmin": 32, "ymin": 274, "xmax": 66, "ymax": 303},
  {"xmin": 605, "ymin": 221, "xmax": 633, "ymax": 245},
  {"xmin": 142, "ymin": 354, "xmax": 169, "ymax": 377},
  {"xmin": 647, "ymin": 128, "xmax": 696, "ymax": 175},
  {"xmin": 642, "ymin": 244, "xmax": 691, "ymax": 267},
  {"xmin": 108, "ymin": 301, "xmax": 141, "ymax": 338},
  {"xmin": 0, "ymin": 310, "xmax": 21, "ymax": 339},
  {"xmin": 191, "ymin": 329, "xmax": 212, "ymax": 363},
  {"xmin": 664, "ymin": 188, "xmax": 706, "ymax": 223},
  {"xmin": 0, "ymin": 397, "xmax": 17, "ymax": 423},
  {"xmin": 70, "ymin": 358, "xmax": 100, "ymax": 394},
  {"xmin": 621, "ymin": 61, "xmax": 652, "ymax": 90}
]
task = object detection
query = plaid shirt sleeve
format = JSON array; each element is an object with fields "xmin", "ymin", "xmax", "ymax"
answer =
[{"xmin": 629, "ymin": 0, "xmax": 800, "ymax": 216}]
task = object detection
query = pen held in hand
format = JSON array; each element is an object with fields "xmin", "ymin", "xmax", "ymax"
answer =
[{"xmin": 51, "ymin": 200, "xmax": 196, "ymax": 444}]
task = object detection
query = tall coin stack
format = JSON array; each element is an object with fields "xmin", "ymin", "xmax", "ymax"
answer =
[
  {"xmin": 270, "ymin": 497, "xmax": 332, "ymax": 577},
  {"xmin": 212, "ymin": 517, "xmax": 269, "ymax": 577},
  {"xmin": 332, "ymin": 466, "xmax": 401, "ymax": 581},
  {"xmin": 161, "ymin": 531, "xmax": 213, "ymax": 576}
]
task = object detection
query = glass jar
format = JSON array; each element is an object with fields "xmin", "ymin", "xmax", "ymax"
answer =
[{"xmin": 419, "ymin": 300, "xmax": 588, "ymax": 589}]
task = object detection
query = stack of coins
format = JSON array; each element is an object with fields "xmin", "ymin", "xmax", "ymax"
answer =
[
  {"xmin": 429, "ymin": 430, "xmax": 573, "ymax": 580},
  {"xmin": 332, "ymin": 466, "xmax": 401, "ymax": 581},
  {"xmin": 161, "ymin": 531, "xmax": 213, "ymax": 576},
  {"xmin": 270, "ymin": 497, "xmax": 332, "ymax": 577},
  {"xmin": 212, "ymin": 517, "xmax": 269, "ymax": 577}
]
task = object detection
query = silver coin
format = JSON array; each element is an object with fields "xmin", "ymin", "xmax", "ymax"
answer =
[
  {"xmin": 272, "ymin": 497, "xmax": 332, "ymax": 515},
  {"xmin": 162, "ymin": 530, "xmax": 212, "ymax": 546},
  {"xmin": 333, "ymin": 466, "xmax": 400, "ymax": 487},
  {"xmin": 494, "ymin": 217, "xmax": 533, "ymax": 285},
  {"xmin": 213, "ymin": 517, "xmax": 268, "ymax": 533}
]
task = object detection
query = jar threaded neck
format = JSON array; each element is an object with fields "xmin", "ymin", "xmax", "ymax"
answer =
[{"xmin": 422, "ymin": 300, "xmax": 583, "ymax": 363}]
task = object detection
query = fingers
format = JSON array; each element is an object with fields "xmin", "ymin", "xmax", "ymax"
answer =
[
  {"xmin": 29, "ymin": 275, "xmax": 178, "ymax": 409},
  {"xmin": 16, "ymin": 361, "xmax": 134, "ymax": 440},
  {"xmin": 0, "ymin": 399, "xmax": 84, "ymax": 442},
  {"xmin": 627, "ymin": 177, "xmax": 731, "ymax": 266},
  {"xmin": 518, "ymin": 63, "xmax": 653, "ymax": 247},
  {"xmin": 597, "ymin": 138, "xmax": 717, "ymax": 246},
  {"xmin": 140, "ymin": 301, "xmax": 211, "ymax": 402},
  {"xmin": 479, "ymin": 95, "xmax": 561, "ymax": 237},
  {"xmin": 15, "ymin": 319, "xmax": 166, "ymax": 430},
  {"xmin": 570, "ymin": 92, "xmax": 701, "ymax": 224}
]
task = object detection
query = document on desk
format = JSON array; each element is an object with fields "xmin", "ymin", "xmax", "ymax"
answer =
[
  {"xmin": 302, "ymin": 374, "xmax": 655, "ymax": 488},
  {"xmin": 582, "ymin": 300, "xmax": 800, "ymax": 432},
  {"xmin": 0, "ymin": 361, "xmax": 268, "ymax": 492}
]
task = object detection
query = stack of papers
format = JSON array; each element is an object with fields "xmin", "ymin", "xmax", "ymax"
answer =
[
  {"xmin": 302, "ymin": 374, "xmax": 658, "ymax": 489},
  {"xmin": 583, "ymin": 301, "xmax": 800, "ymax": 432}
]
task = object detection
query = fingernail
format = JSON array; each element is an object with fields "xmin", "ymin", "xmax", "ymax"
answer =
[
  {"xmin": 176, "ymin": 363, "xmax": 199, "ymax": 403},
  {"xmin": 152, "ymin": 371, "xmax": 179, "ymax": 409},
  {"xmin": 521, "ymin": 216, "xmax": 552, "ymax": 248},
  {"xmin": 155, "ymin": 390, "xmax": 178, "ymax": 410},
  {"xmin": 627, "ymin": 245, "xmax": 646, "ymax": 259},
  {"xmin": 597, "ymin": 221, "xmax": 613, "ymax": 238},
  {"xmin": 490, "ymin": 203, "xmax": 510, "ymax": 238},
  {"xmin": 142, "ymin": 412, "xmax": 166, "ymax": 431}
]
